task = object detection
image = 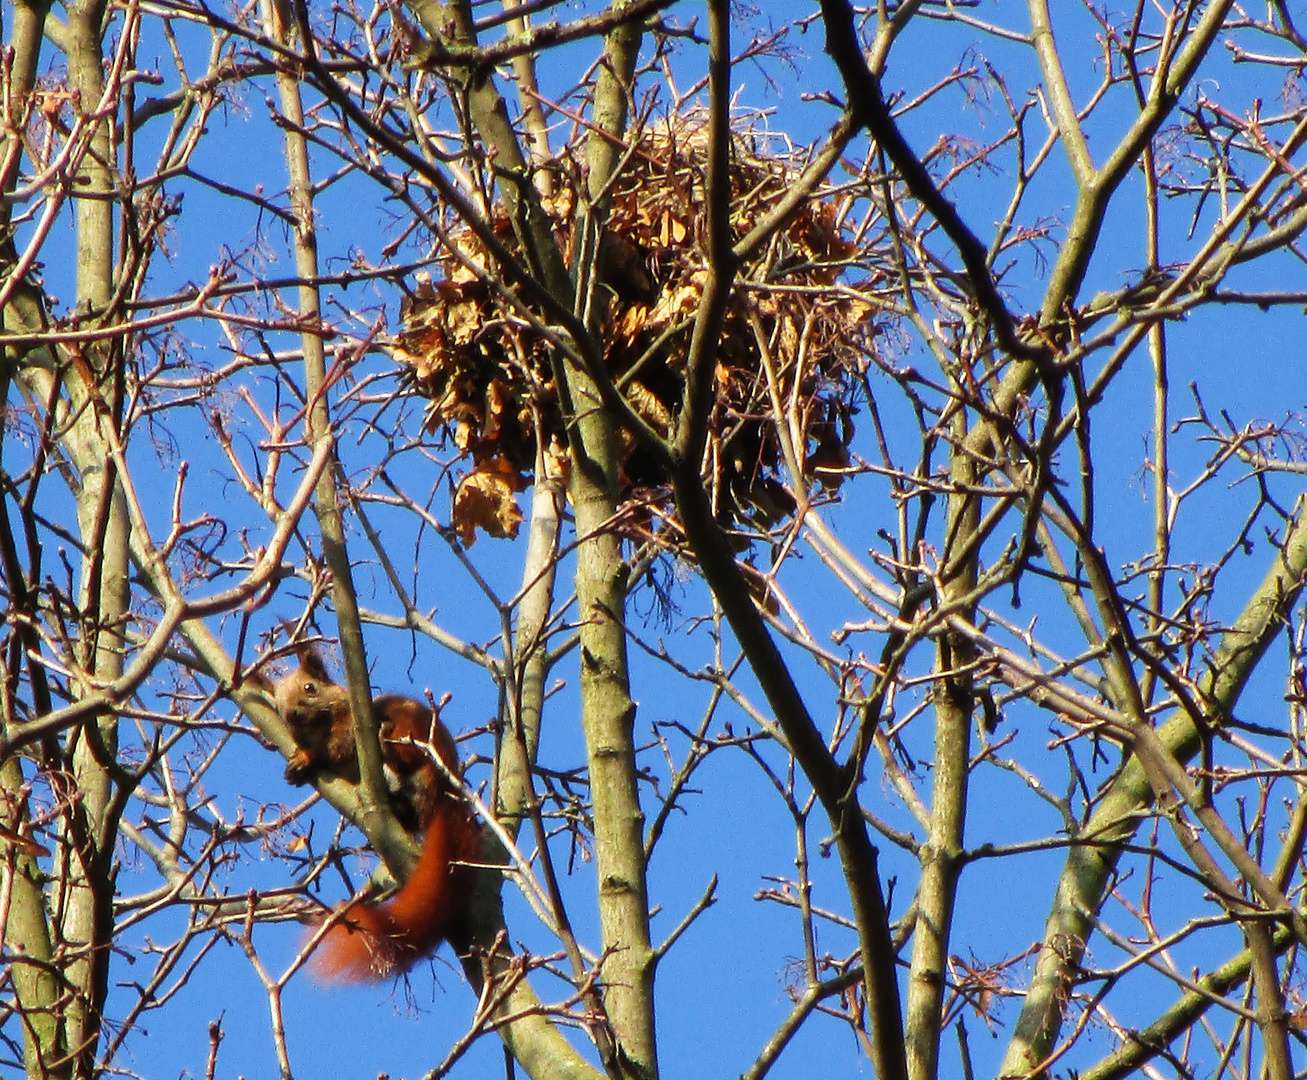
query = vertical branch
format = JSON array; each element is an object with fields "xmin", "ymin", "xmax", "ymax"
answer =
[
  {"xmin": 494, "ymin": 445, "xmax": 564, "ymax": 835},
  {"xmin": 0, "ymin": 755, "xmax": 60, "ymax": 1078},
  {"xmin": 0, "ymin": 7, "xmax": 66, "ymax": 1075},
  {"xmin": 562, "ymin": 8, "xmax": 657, "ymax": 1074},
  {"xmin": 1037, "ymin": 0, "xmax": 1237, "ymax": 317},
  {"xmin": 348, "ymin": 2, "xmax": 653, "ymax": 1074},
  {"xmin": 904, "ymin": 405, "xmax": 977, "ymax": 1080},
  {"xmin": 472, "ymin": 445, "xmax": 625, "ymax": 1077},
  {"xmin": 406, "ymin": 0, "xmax": 570, "ymax": 296},
  {"xmin": 1132, "ymin": 58, "xmax": 1168, "ymax": 711},
  {"xmin": 498, "ymin": 0, "xmax": 554, "ymax": 196},
  {"xmin": 391, "ymin": 2, "xmax": 658, "ymax": 1073},
  {"xmin": 56, "ymin": 4, "xmax": 129, "ymax": 1075},
  {"xmin": 264, "ymin": 0, "xmax": 394, "ymax": 846},
  {"xmin": 1245, "ymin": 927, "xmax": 1294, "ymax": 1080},
  {"xmin": 673, "ymin": 0, "xmax": 735, "ymax": 466}
]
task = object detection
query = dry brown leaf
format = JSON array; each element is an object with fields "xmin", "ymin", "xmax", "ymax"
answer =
[
  {"xmin": 453, "ymin": 459, "xmax": 525, "ymax": 545},
  {"xmin": 544, "ymin": 438, "xmax": 571, "ymax": 485},
  {"xmin": 615, "ymin": 303, "xmax": 650, "ymax": 342},
  {"xmin": 447, "ymin": 298, "xmax": 481, "ymax": 345},
  {"xmin": 627, "ymin": 381, "xmax": 674, "ymax": 437},
  {"xmin": 483, "ymin": 378, "xmax": 508, "ymax": 442}
]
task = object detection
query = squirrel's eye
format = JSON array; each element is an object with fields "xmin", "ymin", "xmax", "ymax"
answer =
[{"xmin": 302, "ymin": 681, "xmax": 316, "ymax": 695}]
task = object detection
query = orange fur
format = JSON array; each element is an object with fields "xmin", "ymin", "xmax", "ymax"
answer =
[
  {"xmin": 269, "ymin": 645, "xmax": 479, "ymax": 981},
  {"xmin": 312, "ymin": 797, "xmax": 481, "ymax": 981}
]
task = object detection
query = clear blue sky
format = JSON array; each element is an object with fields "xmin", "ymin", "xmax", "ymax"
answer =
[{"xmin": 17, "ymin": 3, "xmax": 1305, "ymax": 1078}]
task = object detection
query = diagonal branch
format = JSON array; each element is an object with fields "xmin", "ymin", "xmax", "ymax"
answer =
[
  {"xmin": 818, "ymin": 0, "xmax": 1047, "ymax": 366},
  {"xmin": 999, "ymin": 496, "xmax": 1307, "ymax": 1075},
  {"xmin": 664, "ymin": 17, "xmax": 907, "ymax": 1080}
]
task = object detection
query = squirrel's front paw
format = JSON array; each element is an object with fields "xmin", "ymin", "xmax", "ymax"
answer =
[{"xmin": 284, "ymin": 749, "xmax": 314, "ymax": 784}]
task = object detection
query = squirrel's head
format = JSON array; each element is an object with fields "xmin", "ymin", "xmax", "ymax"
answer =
[{"xmin": 274, "ymin": 644, "xmax": 343, "ymax": 727}]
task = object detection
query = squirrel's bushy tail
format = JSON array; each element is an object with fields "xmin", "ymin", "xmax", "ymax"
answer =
[{"xmin": 310, "ymin": 798, "xmax": 480, "ymax": 981}]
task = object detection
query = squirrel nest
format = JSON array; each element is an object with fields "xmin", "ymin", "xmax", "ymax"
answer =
[{"xmin": 393, "ymin": 116, "xmax": 883, "ymax": 550}]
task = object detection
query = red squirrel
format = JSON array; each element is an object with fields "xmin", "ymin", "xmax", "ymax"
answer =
[{"xmin": 269, "ymin": 643, "xmax": 479, "ymax": 981}]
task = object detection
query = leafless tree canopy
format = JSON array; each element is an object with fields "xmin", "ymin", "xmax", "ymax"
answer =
[{"xmin": 2, "ymin": 1, "xmax": 1307, "ymax": 1078}]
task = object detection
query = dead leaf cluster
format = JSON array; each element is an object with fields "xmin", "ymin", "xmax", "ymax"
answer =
[{"xmin": 394, "ymin": 116, "xmax": 883, "ymax": 546}]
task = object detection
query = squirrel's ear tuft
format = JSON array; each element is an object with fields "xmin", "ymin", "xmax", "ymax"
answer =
[
  {"xmin": 295, "ymin": 643, "xmax": 331, "ymax": 681},
  {"xmin": 243, "ymin": 667, "xmax": 275, "ymax": 693}
]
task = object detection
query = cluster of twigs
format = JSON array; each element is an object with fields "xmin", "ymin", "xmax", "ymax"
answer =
[{"xmin": 394, "ymin": 116, "xmax": 879, "ymax": 546}]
